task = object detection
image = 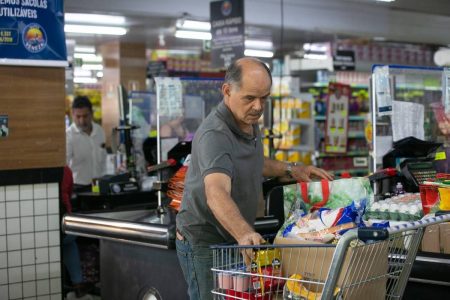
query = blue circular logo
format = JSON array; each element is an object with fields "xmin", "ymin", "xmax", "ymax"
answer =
[
  {"xmin": 22, "ymin": 23, "xmax": 47, "ymax": 53},
  {"xmin": 221, "ymin": 1, "xmax": 232, "ymax": 16}
]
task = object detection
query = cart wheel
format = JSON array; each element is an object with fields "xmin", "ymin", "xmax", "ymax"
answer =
[{"xmin": 139, "ymin": 286, "xmax": 162, "ymax": 300}]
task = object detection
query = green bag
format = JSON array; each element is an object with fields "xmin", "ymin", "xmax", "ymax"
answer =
[{"xmin": 283, "ymin": 177, "xmax": 374, "ymax": 216}]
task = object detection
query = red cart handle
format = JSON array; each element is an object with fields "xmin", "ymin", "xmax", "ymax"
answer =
[{"xmin": 300, "ymin": 180, "xmax": 330, "ymax": 209}]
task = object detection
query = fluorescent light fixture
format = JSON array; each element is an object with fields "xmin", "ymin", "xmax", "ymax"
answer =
[
  {"xmin": 245, "ymin": 40, "xmax": 273, "ymax": 50},
  {"xmin": 176, "ymin": 19, "xmax": 211, "ymax": 31},
  {"xmin": 82, "ymin": 64, "xmax": 103, "ymax": 71},
  {"xmin": 303, "ymin": 43, "xmax": 328, "ymax": 52},
  {"xmin": 375, "ymin": 0, "xmax": 395, "ymax": 2},
  {"xmin": 65, "ymin": 24, "xmax": 127, "ymax": 36},
  {"xmin": 168, "ymin": 49, "xmax": 201, "ymax": 56},
  {"xmin": 304, "ymin": 53, "xmax": 328, "ymax": 60},
  {"xmin": 65, "ymin": 13, "xmax": 126, "ymax": 25},
  {"xmin": 373, "ymin": 36, "xmax": 387, "ymax": 41},
  {"xmin": 74, "ymin": 77, "xmax": 98, "ymax": 84},
  {"xmin": 74, "ymin": 53, "xmax": 103, "ymax": 62},
  {"xmin": 96, "ymin": 71, "xmax": 104, "ymax": 78},
  {"xmin": 74, "ymin": 68, "xmax": 92, "ymax": 77},
  {"xmin": 74, "ymin": 46, "xmax": 96, "ymax": 53},
  {"xmin": 244, "ymin": 49, "xmax": 274, "ymax": 58},
  {"xmin": 175, "ymin": 30, "xmax": 211, "ymax": 40}
]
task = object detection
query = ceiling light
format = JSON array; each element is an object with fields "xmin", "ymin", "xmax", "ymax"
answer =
[
  {"xmin": 74, "ymin": 46, "xmax": 95, "ymax": 53},
  {"xmin": 244, "ymin": 49, "xmax": 274, "ymax": 58},
  {"xmin": 82, "ymin": 64, "xmax": 103, "ymax": 71},
  {"xmin": 65, "ymin": 24, "xmax": 127, "ymax": 36},
  {"xmin": 175, "ymin": 30, "xmax": 211, "ymax": 40},
  {"xmin": 96, "ymin": 71, "xmax": 104, "ymax": 78},
  {"xmin": 74, "ymin": 77, "xmax": 98, "ymax": 84},
  {"xmin": 304, "ymin": 53, "xmax": 328, "ymax": 60},
  {"xmin": 176, "ymin": 19, "xmax": 211, "ymax": 31},
  {"xmin": 375, "ymin": 0, "xmax": 395, "ymax": 2},
  {"xmin": 74, "ymin": 53, "xmax": 103, "ymax": 62},
  {"xmin": 245, "ymin": 40, "xmax": 273, "ymax": 50},
  {"xmin": 65, "ymin": 13, "xmax": 126, "ymax": 25}
]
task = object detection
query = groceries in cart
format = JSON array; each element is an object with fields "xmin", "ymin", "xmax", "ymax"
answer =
[{"xmin": 279, "ymin": 200, "xmax": 366, "ymax": 243}]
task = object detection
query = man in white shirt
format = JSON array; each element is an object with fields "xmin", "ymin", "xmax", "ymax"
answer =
[{"xmin": 66, "ymin": 96, "xmax": 107, "ymax": 193}]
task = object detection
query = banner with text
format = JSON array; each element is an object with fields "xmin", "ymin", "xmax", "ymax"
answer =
[
  {"xmin": 0, "ymin": 0, "xmax": 67, "ymax": 67},
  {"xmin": 210, "ymin": 0, "xmax": 244, "ymax": 68}
]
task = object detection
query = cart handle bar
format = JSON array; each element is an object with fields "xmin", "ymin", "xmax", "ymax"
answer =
[{"xmin": 358, "ymin": 214, "xmax": 450, "ymax": 241}]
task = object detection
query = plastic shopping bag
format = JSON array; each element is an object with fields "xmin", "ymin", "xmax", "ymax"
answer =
[{"xmin": 283, "ymin": 177, "xmax": 374, "ymax": 215}]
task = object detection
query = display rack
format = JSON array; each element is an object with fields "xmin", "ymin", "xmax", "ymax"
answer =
[
  {"xmin": 370, "ymin": 65, "xmax": 449, "ymax": 170},
  {"xmin": 300, "ymin": 73, "xmax": 371, "ymax": 176},
  {"xmin": 270, "ymin": 76, "xmax": 315, "ymax": 164}
]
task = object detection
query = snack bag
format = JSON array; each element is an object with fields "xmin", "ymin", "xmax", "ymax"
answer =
[{"xmin": 250, "ymin": 248, "xmax": 284, "ymax": 294}]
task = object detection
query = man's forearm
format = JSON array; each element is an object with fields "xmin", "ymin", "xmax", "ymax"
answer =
[
  {"xmin": 263, "ymin": 157, "xmax": 289, "ymax": 177},
  {"xmin": 206, "ymin": 187, "xmax": 254, "ymax": 241}
]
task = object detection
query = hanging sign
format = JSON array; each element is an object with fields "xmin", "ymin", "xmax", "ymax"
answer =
[
  {"xmin": 0, "ymin": 0, "xmax": 67, "ymax": 67},
  {"xmin": 325, "ymin": 83, "xmax": 351, "ymax": 154},
  {"xmin": 333, "ymin": 50, "xmax": 355, "ymax": 71},
  {"xmin": 374, "ymin": 65, "xmax": 393, "ymax": 116},
  {"xmin": 210, "ymin": 0, "xmax": 245, "ymax": 68}
]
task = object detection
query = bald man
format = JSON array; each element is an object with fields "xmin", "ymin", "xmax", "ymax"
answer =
[{"xmin": 176, "ymin": 58, "xmax": 333, "ymax": 299}]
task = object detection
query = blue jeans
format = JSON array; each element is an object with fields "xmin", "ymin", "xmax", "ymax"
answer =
[
  {"xmin": 176, "ymin": 238, "xmax": 214, "ymax": 300},
  {"xmin": 63, "ymin": 235, "xmax": 83, "ymax": 284}
]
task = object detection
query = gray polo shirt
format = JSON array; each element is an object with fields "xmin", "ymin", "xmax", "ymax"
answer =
[{"xmin": 176, "ymin": 101, "xmax": 264, "ymax": 245}]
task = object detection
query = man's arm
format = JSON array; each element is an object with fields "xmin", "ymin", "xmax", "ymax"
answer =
[
  {"xmin": 205, "ymin": 172, "xmax": 264, "ymax": 264},
  {"xmin": 263, "ymin": 157, "xmax": 334, "ymax": 182}
]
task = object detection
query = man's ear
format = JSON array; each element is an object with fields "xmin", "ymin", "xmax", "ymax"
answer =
[{"xmin": 222, "ymin": 83, "xmax": 231, "ymax": 99}]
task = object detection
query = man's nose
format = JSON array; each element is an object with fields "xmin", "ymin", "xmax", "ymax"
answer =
[{"xmin": 253, "ymin": 98, "xmax": 264, "ymax": 111}]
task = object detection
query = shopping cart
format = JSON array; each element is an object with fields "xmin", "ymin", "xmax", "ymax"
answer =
[{"xmin": 211, "ymin": 213, "xmax": 450, "ymax": 300}]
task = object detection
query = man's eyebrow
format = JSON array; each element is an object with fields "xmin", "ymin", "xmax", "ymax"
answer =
[{"xmin": 244, "ymin": 92, "xmax": 271, "ymax": 99}]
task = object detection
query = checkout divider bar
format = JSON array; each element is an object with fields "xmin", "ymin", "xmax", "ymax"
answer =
[{"xmin": 62, "ymin": 214, "xmax": 174, "ymax": 249}]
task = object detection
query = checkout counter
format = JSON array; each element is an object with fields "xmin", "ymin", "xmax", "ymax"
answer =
[
  {"xmin": 63, "ymin": 184, "xmax": 279, "ymax": 300},
  {"xmin": 370, "ymin": 137, "xmax": 450, "ymax": 297}
]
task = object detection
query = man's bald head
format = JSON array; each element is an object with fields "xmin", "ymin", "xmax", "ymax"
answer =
[{"xmin": 224, "ymin": 57, "xmax": 272, "ymax": 90}]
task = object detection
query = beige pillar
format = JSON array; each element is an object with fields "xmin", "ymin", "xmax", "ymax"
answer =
[{"xmin": 99, "ymin": 41, "xmax": 147, "ymax": 147}]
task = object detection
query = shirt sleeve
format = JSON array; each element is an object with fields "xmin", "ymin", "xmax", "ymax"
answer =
[
  {"xmin": 197, "ymin": 130, "xmax": 234, "ymax": 179},
  {"xmin": 66, "ymin": 129, "xmax": 73, "ymax": 165}
]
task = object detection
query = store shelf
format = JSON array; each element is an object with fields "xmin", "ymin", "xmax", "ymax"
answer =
[
  {"xmin": 314, "ymin": 115, "xmax": 366, "ymax": 121},
  {"xmin": 316, "ymin": 131, "xmax": 366, "ymax": 139},
  {"xmin": 316, "ymin": 151, "xmax": 369, "ymax": 158},
  {"xmin": 348, "ymin": 131, "xmax": 366, "ymax": 138},
  {"xmin": 302, "ymin": 82, "xmax": 369, "ymax": 89},
  {"xmin": 289, "ymin": 118, "xmax": 314, "ymax": 125},
  {"xmin": 289, "ymin": 145, "xmax": 314, "ymax": 152}
]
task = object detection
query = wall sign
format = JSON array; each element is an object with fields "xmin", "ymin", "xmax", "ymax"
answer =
[
  {"xmin": 210, "ymin": 0, "xmax": 245, "ymax": 68},
  {"xmin": 0, "ymin": 115, "xmax": 9, "ymax": 138},
  {"xmin": 0, "ymin": 0, "xmax": 67, "ymax": 67}
]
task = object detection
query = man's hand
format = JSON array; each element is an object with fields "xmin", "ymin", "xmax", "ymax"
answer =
[
  {"xmin": 291, "ymin": 165, "xmax": 334, "ymax": 182},
  {"xmin": 237, "ymin": 231, "xmax": 265, "ymax": 266}
]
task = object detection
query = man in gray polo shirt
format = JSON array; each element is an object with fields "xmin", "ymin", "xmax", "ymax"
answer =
[{"xmin": 176, "ymin": 57, "xmax": 333, "ymax": 299}]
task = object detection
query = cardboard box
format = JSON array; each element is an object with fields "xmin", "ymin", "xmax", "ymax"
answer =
[
  {"xmin": 274, "ymin": 237, "xmax": 387, "ymax": 300},
  {"xmin": 421, "ymin": 225, "xmax": 440, "ymax": 253},
  {"xmin": 439, "ymin": 222, "xmax": 450, "ymax": 254}
]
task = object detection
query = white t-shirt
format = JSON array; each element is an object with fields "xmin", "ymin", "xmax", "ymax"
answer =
[{"xmin": 66, "ymin": 122, "xmax": 107, "ymax": 185}]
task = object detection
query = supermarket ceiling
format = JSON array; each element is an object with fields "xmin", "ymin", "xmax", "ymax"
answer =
[{"xmin": 65, "ymin": 0, "xmax": 450, "ymax": 52}]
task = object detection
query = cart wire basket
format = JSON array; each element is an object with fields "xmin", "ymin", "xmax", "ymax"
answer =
[{"xmin": 211, "ymin": 214, "xmax": 450, "ymax": 300}]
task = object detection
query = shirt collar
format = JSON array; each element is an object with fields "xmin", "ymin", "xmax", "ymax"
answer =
[
  {"xmin": 72, "ymin": 122, "xmax": 96, "ymax": 136},
  {"xmin": 215, "ymin": 101, "xmax": 257, "ymax": 141}
]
